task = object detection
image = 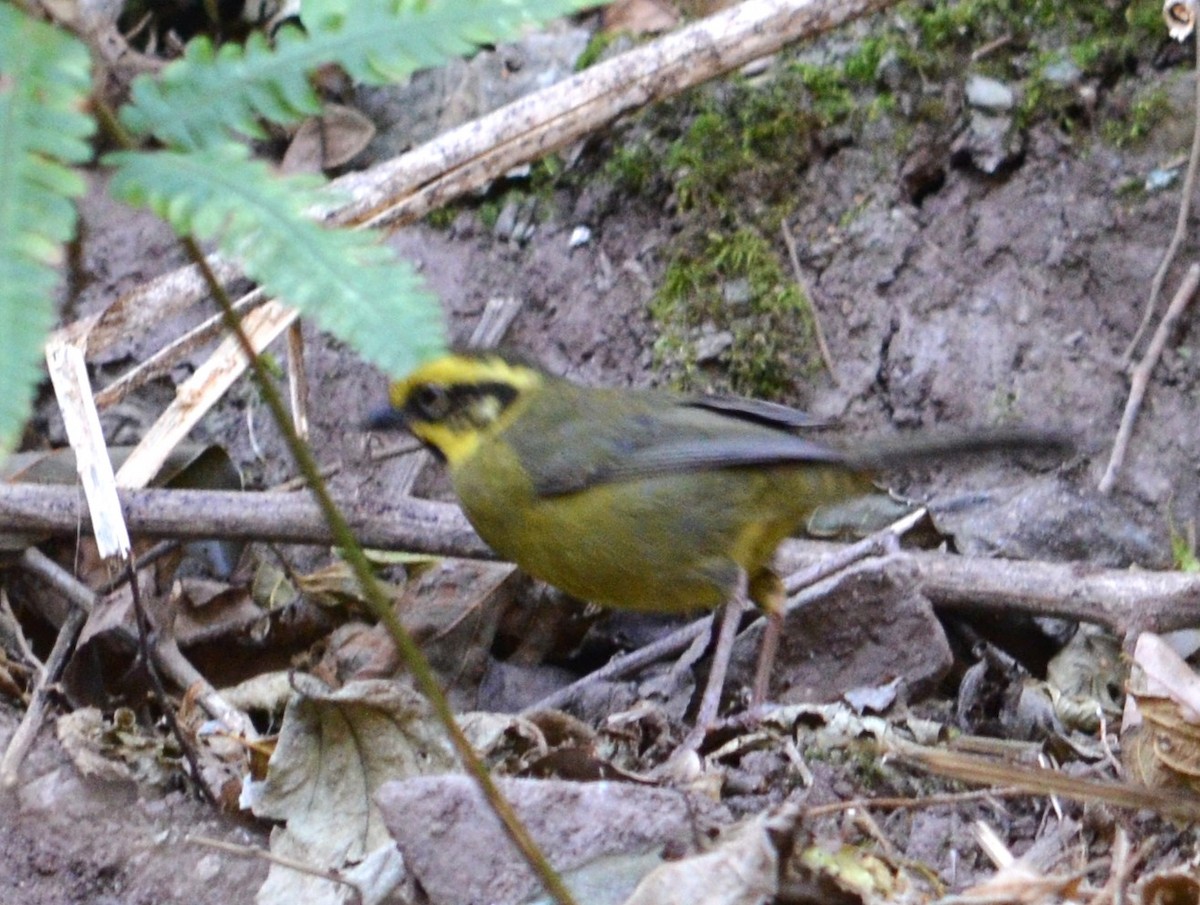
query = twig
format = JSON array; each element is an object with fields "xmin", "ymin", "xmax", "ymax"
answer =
[
  {"xmin": 113, "ymin": 299, "xmax": 297, "ymax": 490},
  {"xmin": 1099, "ymin": 263, "xmax": 1200, "ymax": 494},
  {"xmin": 802, "ymin": 785, "xmax": 1029, "ymax": 817},
  {"xmin": 0, "ymin": 549, "xmax": 94, "ymax": 789},
  {"xmin": 93, "ymin": 291, "xmax": 266, "ymax": 409},
  {"xmin": 124, "ymin": 559, "xmax": 216, "ymax": 804},
  {"xmin": 896, "ymin": 742, "xmax": 1200, "ymax": 822},
  {"xmin": 781, "ymin": 220, "xmax": 837, "ymax": 382},
  {"xmin": 782, "ymin": 507, "xmax": 924, "ymax": 594},
  {"xmin": 286, "ymin": 323, "xmax": 310, "ymax": 440},
  {"xmin": 186, "ymin": 835, "xmax": 363, "ymax": 905},
  {"xmin": 1, "ymin": 586, "xmax": 45, "ymax": 678},
  {"xmin": 523, "ymin": 613, "xmax": 713, "ymax": 714},
  {"xmin": 1122, "ymin": 26, "xmax": 1200, "ymax": 364}
]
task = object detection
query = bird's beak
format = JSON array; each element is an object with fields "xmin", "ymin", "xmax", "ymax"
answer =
[{"xmin": 363, "ymin": 403, "xmax": 407, "ymax": 432}]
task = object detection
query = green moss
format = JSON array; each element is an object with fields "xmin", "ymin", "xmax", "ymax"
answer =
[
  {"xmin": 661, "ymin": 70, "xmax": 830, "ymax": 218},
  {"xmin": 478, "ymin": 199, "xmax": 502, "ymax": 231},
  {"xmin": 651, "ymin": 228, "xmax": 816, "ymax": 397},
  {"xmin": 793, "ymin": 63, "xmax": 856, "ymax": 126},
  {"xmin": 1115, "ymin": 176, "xmax": 1145, "ymax": 199},
  {"xmin": 586, "ymin": 0, "xmax": 1169, "ymax": 392},
  {"xmin": 424, "ymin": 206, "xmax": 456, "ymax": 230},
  {"xmin": 604, "ymin": 142, "xmax": 658, "ymax": 195},
  {"xmin": 575, "ymin": 30, "xmax": 617, "ymax": 71},
  {"xmin": 914, "ymin": 1, "xmax": 980, "ymax": 51},
  {"xmin": 531, "ymin": 154, "xmax": 564, "ymax": 192},
  {"xmin": 1171, "ymin": 525, "xmax": 1200, "ymax": 572},
  {"xmin": 843, "ymin": 35, "xmax": 891, "ymax": 86},
  {"xmin": 1103, "ymin": 85, "xmax": 1172, "ymax": 147}
]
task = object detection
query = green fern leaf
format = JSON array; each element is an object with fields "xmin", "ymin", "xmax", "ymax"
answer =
[
  {"xmin": 122, "ymin": 28, "xmax": 324, "ymax": 150},
  {"xmin": 121, "ymin": 0, "xmax": 597, "ymax": 149},
  {"xmin": 107, "ymin": 144, "xmax": 446, "ymax": 375},
  {"xmin": 0, "ymin": 5, "xmax": 94, "ymax": 453}
]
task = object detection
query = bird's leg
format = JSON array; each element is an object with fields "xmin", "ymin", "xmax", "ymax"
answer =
[
  {"xmin": 750, "ymin": 609, "xmax": 782, "ymax": 709},
  {"xmin": 682, "ymin": 571, "xmax": 748, "ymax": 750}
]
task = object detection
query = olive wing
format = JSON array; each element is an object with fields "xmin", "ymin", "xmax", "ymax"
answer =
[{"xmin": 510, "ymin": 387, "xmax": 846, "ymax": 498}]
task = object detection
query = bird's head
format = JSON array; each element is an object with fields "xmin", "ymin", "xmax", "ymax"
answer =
[{"xmin": 367, "ymin": 352, "xmax": 544, "ymax": 464}]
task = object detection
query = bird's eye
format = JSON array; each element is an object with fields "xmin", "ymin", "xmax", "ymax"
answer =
[{"xmin": 412, "ymin": 384, "xmax": 451, "ymax": 420}]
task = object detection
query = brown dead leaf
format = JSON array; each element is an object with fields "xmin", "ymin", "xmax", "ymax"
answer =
[
  {"xmin": 246, "ymin": 677, "xmax": 454, "ymax": 905},
  {"xmin": 949, "ymin": 864, "xmax": 1082, "ymax": 905},
  {"xmin": 1046, "ymin": 625, "xmax": 1124, "ymax": 732},
  {"xmin": 173, "ymin": 578, "xmax": 265, "ymax": 647},
  {"xmin": 280, "ymin": 104, "xmax": 376, "ymax": 173},
  {"xmin": 1138, "ymin": 868, "xmax": 1200, "ymax": 905},
  {"xmin": 1122, "ymin": 633, "xmax": 1200, "ymax": 791}
]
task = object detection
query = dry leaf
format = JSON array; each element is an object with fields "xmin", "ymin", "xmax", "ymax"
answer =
[
  {"xmin": 623, "ymin": 807, "xmax": 797, "ymax": 905},
  {"xmin": 56, "ymin": 707, "xmax": 177, "ymax": 786},
  {"xmin": 246, "ymin": 678, "xmax": 455, "ymax": 905},
  {"xmin": 280, "ymin": 104, "xmax": 376, "ymax": 173},
  {"xmin": 1138, "ymin": 868, "xmax": 1200, "ymax": 905}
]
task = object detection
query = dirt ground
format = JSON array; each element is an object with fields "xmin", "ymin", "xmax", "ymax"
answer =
[{"xmin": 5, "ymin": 3, "xmax": 1200, "ymax": 904}]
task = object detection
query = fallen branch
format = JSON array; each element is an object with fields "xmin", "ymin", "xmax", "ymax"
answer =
[
  {"xmin": 341, "ymin": 0, "xmax": 903, "ymax": 229},
  {"xmin": 5, "ymin": 482, "xmax": 1200, "ymax": 637}
]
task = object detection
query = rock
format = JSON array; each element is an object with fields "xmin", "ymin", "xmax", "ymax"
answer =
[
  {"xmin": 875, "ymin": 47, "xmax": 907, "ymax": 92},
  {"xmin": 1042, "ymin": 57, "xmax": 1082, "ymax": 89},
  {"xmin": 728, "ymin": 557, "xmax": 952, "ymax": 704},
  {"xmin": 377, "ymin": 776, "xmax": 731, "ymax": 905},
  {"xmin": 359, "ymin": 27, "xmax": 592, "ymax": 161},
  {"xmin": 965, "ymin": 74, "xmax": 1015, "ymax": 112},
  {"xmin": 694, "ymin": 328, "xmax": 734, "ymax": 362},
  {"xmin": 929, "ymin": 476, "xmax": 1166, "ymax": 568},
  {"xmin": 722, "ymin": 277, "xmax": 753, "ymax": 308},
  {"xmin": 951, "ymin": 110, "xmax": 1025, "ymax": 174}
]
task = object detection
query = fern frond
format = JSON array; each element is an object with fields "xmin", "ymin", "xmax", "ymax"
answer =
[
  {"xmin": 107, "ymin": 145, "xmax": 446, "ymax": 374},
  {"xmin": 121, "ymin": 0, "xmax": 596, "ymax": 150},
  {"xmin": 121, "ymin": 27, "xmax": 324, "ymax": 150},
  {"xmin": 0, "ymin": 5, "xmax": 94, "ymax": 453}
]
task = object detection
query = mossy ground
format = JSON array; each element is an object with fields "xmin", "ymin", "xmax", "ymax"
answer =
[{"xmin": 434, "ymin": 0, "xmax": 1170, "ymax": 399}]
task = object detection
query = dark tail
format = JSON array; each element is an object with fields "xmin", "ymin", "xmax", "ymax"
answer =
[{"xmin": 842, "ymin": 427, "xmax": 1075, "ymax": 471}]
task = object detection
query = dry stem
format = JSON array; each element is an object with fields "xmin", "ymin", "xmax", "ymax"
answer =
[{"xmin": 1099, "ymin": 263, "xmax": 1200, "ymax": 494}]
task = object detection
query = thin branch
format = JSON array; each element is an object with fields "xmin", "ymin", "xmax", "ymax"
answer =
[
  {"xmin": 897, "ymin": 742, "xmax": 1200, "ymax": 822},
  {"xmin": 0, "ymin": 549, "xmax": 93, "ymax": 789},
  {"xmin": 124, "ymin": 558, "xmax": 216, "ymax": 804},
  {"xmin": 1121, "ymin": 26, "xmax": 1200, "ymax": 364},
  {"xmin": 781, "ymin": 220, "xmax": 837, "ymax": 382},
  {"xmin": 1099, "ymin": 262, "xmax": 1200, "ymax": 493},
  {"xmin": 186, "ymin": 835, "xmax": 364, "ymax": 905}
]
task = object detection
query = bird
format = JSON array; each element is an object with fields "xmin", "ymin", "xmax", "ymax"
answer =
[{"xmin": 368, "ymin": 350, "xmax": 1070, "ymax": 740}]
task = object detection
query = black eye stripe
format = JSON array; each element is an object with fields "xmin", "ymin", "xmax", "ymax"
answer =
[
  {"xmin": 412, "ymin": 384, "xmax": 450, "ymax": 419},
  {"xmin": 405, "ymin": 381, "xmax": 519, "ymax": 423}
]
